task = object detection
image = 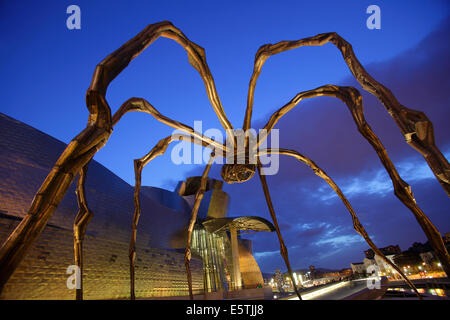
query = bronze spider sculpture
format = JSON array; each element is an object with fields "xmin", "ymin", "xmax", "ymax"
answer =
[{"xmin": 0, "ymin": 21, "xmax": 449, "ymax": 301}]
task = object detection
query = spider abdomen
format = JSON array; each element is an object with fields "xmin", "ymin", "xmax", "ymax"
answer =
[{"xmin": 221, "ymin": 163, "xmax": 256, "ymax": 184}]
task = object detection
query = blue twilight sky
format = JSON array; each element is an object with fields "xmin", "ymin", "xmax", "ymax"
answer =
[{"xmin": 1, "ymin": 0, "xmax": 449, "ymax": 273}]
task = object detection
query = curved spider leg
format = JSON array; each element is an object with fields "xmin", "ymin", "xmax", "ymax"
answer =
[
  {"xmin": 112, "ymin": 95, "xmax": 227, "ymax": 299},
  {"xmin": 255, "ymin": 85, "xmax": 450, "ymax": 278},
  {"xmin": 130, "ymin": 134, "xmax": 222, "ymax": 300},
  {"xmin": 257, "ymin": 160, "xmax": 303, "ymax": 300},
  {"xmin": 259, "ymin": 148, "xmax": 422, "ymax": 299},
  {"xmin": 0, "ymin": 20, "xmax": 233, "ymax": 291},
  {"xmin": 185, "ymin": 154, "xmax": 216, "ymax": 300},
  {"xmin": 112, "ymin": 97, "xmax": 227, "ymax": 153},
  {"xmin": 73, "ymin": 162, "xmax": 93, "ymax": 300},
  {"xmin": 245, "ymin": 33, "xmax": 449, "ymax": 195}
]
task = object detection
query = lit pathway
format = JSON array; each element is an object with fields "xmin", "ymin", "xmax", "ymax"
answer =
[{"xmin": 285, "ymin": 280, "xmax": 368, "ymax": 300}]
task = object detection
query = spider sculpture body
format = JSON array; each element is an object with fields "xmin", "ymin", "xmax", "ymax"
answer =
[
  {"xmin": 0, "ymin": 21, "xmax": 449, "ymax": 301},
  {"xmin": 221, "ymin": 162, "xmax": 257, "ymax": 184}
]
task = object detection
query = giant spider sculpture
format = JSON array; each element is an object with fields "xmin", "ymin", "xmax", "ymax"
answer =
[{"xmin": 0, "ymin": 21, "xmax": 449, "ymax": 301}]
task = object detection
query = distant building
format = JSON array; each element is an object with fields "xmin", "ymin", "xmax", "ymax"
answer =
[
  {"xmin": 339, "ymin": 268, "xmax": 353, "ymax": 278},
  {"xmin": 373, "ymin": 254, "xmax": 401, "ymax": 278},
  {"xmin": 350, "ymin": 262, "xmax": 365, "ymax": 275},
  {"xmin": 321, "ymin": 271, "xmax": 340, "ymax": 278},
  {"xmin": 357, "ymin": 237, "xmax": 450, "ymax": 280},
  {"xmin": 351, "ymin": 259, "xmax": 377, "ymax": 276},
  {"xmin": 420, "ymin": 251, "xmax": 436, "ymax": 265},
  {"xmin": 365, "ymin": 245, "xmax": 401, "ymax": 259},
  {"xmin": 393, "ymin": 252, "xmax": 422, "ymax": 271},
  {"xmin": 363, "ymin": 257, "xmax": 377, "ymax": 272},
  {"xmin": 308, "ymin": 265, "xmax": 317, "ymax": 279}
]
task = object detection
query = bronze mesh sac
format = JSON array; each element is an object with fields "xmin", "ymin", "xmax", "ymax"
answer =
[{"xmin": 0, "ymin": 21, "xmax": 448, "ymax": 300}]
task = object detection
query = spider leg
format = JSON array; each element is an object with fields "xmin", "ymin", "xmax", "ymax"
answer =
[
  {"xmin": 98, "ymin": 21, "xmax": 233, "ymax": 133},
  {"xmin": 257, "ymin": 160, "xmax": 303, "ymax": 300},
  {"xmin": 112, "ymin": 97, "xmax": 227, "ymax": 153},
  {"xmin": 73, "ymin": 162, "xmax": 93, "ymax": 300},
  {"xmin": 256, "ymin": 85, "xmax": 450, "ymax": 278},
  {"xmin": 259, "ymin": 148, "xmax": 422, "ymax": 299},
  {"xmin": 0, "ymin": 21, "xmax": 233, "ymax": 290},
  {"xmin": 184, "ymin": 154, "xmax": 216, "ymax": 300},
  {"xmin": 129, "ymin": 134, "xmax": 218, "ymax": 300},
  {"xmin": 244, "ymin": 33, "xmax": 449, "ymax": 195}
]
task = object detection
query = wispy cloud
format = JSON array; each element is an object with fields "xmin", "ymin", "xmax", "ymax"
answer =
[
  {"xmin": 253, "ymin": 250, "xmax": 279, "ymax": 260},
  {"xmin": 314, "ymin": 234, "xmax": 364, "ymax": 248},
  {"xmin": 315, "ymin": 150, "xmax": 450, "ymax": 201}
]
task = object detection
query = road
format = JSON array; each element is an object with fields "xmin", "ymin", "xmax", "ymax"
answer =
[{"xmin": 286, "ymin": 280, "xmax": 368, "ymax": 300}]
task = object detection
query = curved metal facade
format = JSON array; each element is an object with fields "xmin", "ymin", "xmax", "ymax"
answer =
[{"xmin": 0, "ymin": 113, "xmax": 203, "ymax": 299}]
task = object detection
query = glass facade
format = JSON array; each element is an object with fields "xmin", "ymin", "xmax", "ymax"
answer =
[{"xmin": 191, "ymin": 225, "xmax": 237, "ymax": 292}]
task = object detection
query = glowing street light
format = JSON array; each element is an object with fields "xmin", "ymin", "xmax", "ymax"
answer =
[{"xmin": 292, "ymin": 272, "xmax": 299, "ymax": 285}]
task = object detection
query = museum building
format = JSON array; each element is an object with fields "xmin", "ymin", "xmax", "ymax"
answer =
[{"xmin": 0, "ymin": 112, "xmax": 273, "ymax": 299}]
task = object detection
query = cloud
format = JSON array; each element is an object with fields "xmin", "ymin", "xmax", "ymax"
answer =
[
  {"xmin": 296, "ymin": 223, "xmax": 327, "ymax": 239},
  {"xmin": 296, "ymin": 223, "xmax": 367, "ymax": 249},
  {"xmin": 314, "ymin": 234, "xmax": 364, "ymax": 248},
  {"xmin": 314, "ymin": 149, "xmax": 450, "ymax": 202},
  {"xmin": 253, "ymin": 250, "xmax": 279, "ymax": 260},
  {"xmin": 177, "ymin": 18, "xmax": 450, "ymax": 273}
]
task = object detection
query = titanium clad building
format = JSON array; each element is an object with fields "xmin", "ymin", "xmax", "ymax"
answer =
[{"xmin": 0, "ymin": 112, "xmax": 273, "ymax": 299}]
